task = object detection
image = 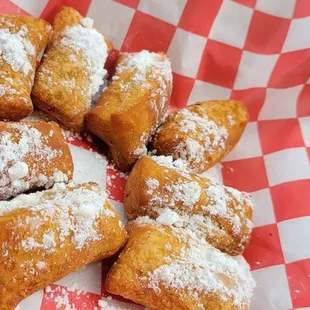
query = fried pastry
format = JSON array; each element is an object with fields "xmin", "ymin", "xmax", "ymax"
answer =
[
  {"xmin": 32, "ymin": 7, "xmax": 112, "ymax": 131},
  {"xmin": 0, "ymin": 121, "xmax": 73, "ymax": 200},
  {"xmin": 87, "ymin": 50, "xmax": 172, "ymax": 171},
  {"xmin": 0, "ymin": 14, "xmax": 51, "ymax": 121},
  {"xmin": 124, "ymin": 155, "xmax": 253, "ymax": 255},
  {"xmin": 106, "ymin": 221, "xmax": 255, "ymax": 310},
  {"xmin": 153, "ymin": 100, "xmax": 248, "ymax": 173},
  {"xmin": 0, "ymin": 182, "xmax": 127, "ymax": 310}
]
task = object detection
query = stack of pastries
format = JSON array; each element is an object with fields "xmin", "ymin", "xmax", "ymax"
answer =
[{"xmin": 0, "ymin": 5, "xmax": 256, "ymax": 310}]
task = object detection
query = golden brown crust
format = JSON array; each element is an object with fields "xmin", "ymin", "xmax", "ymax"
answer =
[
  {"xmin": 0, "ymin": 182, "xmax": 127, "ymax": 310},
  {"xmin": 106, "ymin": 222, "xmax": 253, "ymax": 310},
  {"xmin": 0, "ymin": 15, "xmax": 51, "ymax": 121},
  {"xmin": 106, "ymin": 223, "xmax": 188, "ymax": 309},
  {"xmin": 0, "ymin": 121, "xmax": 73, "ymax": 200},
  {"xmin": 52, "ymin": 6, "xmax": 83, "ymax": 33},
  {"xmin": 153, "ymin": 100, "xmax": 249, "ymax": 173},
  {"xmin": 87, "ymin": 51, "xmax": 172, "ymax": 171},
  {"xmin": 124, "ymin": 155, "xmax": 253, "ymax": 256},
  {"xmin": 32, "ymin": 7, "xmax": 112, "ymax": 131}
]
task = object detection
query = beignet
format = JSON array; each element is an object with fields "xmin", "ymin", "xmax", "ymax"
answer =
[
  {"xmin": 87, "ymin": 50, "xmax": 172, "ymax": 171},
  {"xmin": 0, "ymin": 182, "xmax": 127, "ymax": 310},
  {"xmin": 153, "ymin": 100, "xmax": 248, "ymax": 173},
  {"xmin": 0, "ymin": 14, "xmax": 51, "ymax": 121},
  {"xmin": 106, "ymin": 221, "xmax": 255, "ymax": 310},
  {"xmin": 32, "ymin": 7, "xmax": 112, "ymax": 131},
  {"xmin": 0, "ymin": 121, "xmax": 73, "ymax": 200},
  {"xmin": 124, "ymin": 155, "xmax": 253, "ymax": 255}
]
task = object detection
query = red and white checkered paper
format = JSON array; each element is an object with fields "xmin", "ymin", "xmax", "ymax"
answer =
[{"xmin": 2, "ymin": 0, "xmax": 310, "ymax": 309}]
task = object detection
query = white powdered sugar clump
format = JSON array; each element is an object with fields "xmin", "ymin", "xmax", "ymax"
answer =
[
  {"xmin": 61, "ymin": 22, "xmax": 108, "ymax": 101},
  {"xmin": 0, "ymin": 183, "xmax": 115, "ymax": 254},
  {"xmin": 0, "ymin": 123, "xmax": 65, "ymax": 200},
  {"xmin": 7, "ymin": 161, "xmax": 29, "ymax": 181},
  {"xmin": 133, "ymin": 145, "xmax": 147, "ymax": 157},
  {"xmin": 116, "ymin": 50, "xmax": 172, "ymax": 84},
  {"xmin": 151, "ymin": 155, "xmax": 189, "ymax": 171},
  {"xmin": 0, "ymin": 25, "xmax": 34, "ymax": 76},
  {"xmin": 146, "ymin": 178, "xmax": 160, "ymax": 194},
  {"xmin": 156, "ymin": 209, "xmax": 180, "ymax": 226},
  {"xmin": 174, "ymin": 108, "xmax": 229, "ymax": 165},
  {"xmin": 144, "ymin": 230, "xmax": 255, "ymax": 308}
]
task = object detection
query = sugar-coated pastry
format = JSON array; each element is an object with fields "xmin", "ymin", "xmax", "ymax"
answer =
[
  {"xmin": 0, "ymin": 182, "xmax": 127, "ymax": 310},
  {"xmin": 153, "ymin": 100, "xmax": 248, "ymax": 173},
  {"xmin": 0, "ymin": 15, "xmax": 51, "ymax": 121},
  {"xmin": 106, "ymin": 221, "xmax": 255, "ymax": 310},
  {"xmin": 124, "ymin": 155, "xmax": 253, "ymax": 255},
  {"xmin": 87, "ymin": 50, "xmax": 172, "ymax": 171},
  {"xmin": 0, "ymin": 121, "xmax": 73, "ymax": 200},
  {"xmin": 32, "ymin": 7, "xmax": 112, "ymax": 131}
]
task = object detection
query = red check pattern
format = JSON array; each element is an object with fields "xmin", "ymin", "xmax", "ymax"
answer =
[{"xmin": 2, "ymin": 0, "xmax": 309, "ymax": 309}]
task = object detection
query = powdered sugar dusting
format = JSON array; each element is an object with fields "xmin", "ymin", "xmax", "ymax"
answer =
[
  {"xmin": 151, "ymin": 155, "xmax": 188, "ymax": 171},
  {"xmin": 145, "ymin": 208, "xmax": 222, "ymax": 242},
  {"xmin": 141, "ymin": 156, "xmax": 253, "ymax": 253},
  {"xmin": 149, "ymin": 180, "xmax": 201, "ymax": 208},
  {"xmin": 116, "ymin": 50, "xmax": 172, "ymax": 84},
  {"xmin": 205, "ymin": 182, "xmax": 253, "ymax": 234},
  {"xmin": 0, "ymin": 183, "xmax": 114, "ymax": 254},
  {"xmin": 143, "ymin": 228, "xmax": 255, "ymax": 308},
  {"xmin": 54, "ymin": 293, "xmax": 74, "ymax": 310},
  {"xmin": 115, "ymin": 51, "xmax": 172, "ymax": 154},
  {"xmin": 44, "ymin": 285, "xmax": 100, "ymax": 310},
  {"xmin": 60, "ymin": 23, "xmax": 108, "ymax": 104},
  {"xmin": 175, "ymin": 108, "xmax": 228, "ymax": 165},
  {"xmin": 133, "ymin": 145, "xmax": 147, "ymax": 157},
  {"xmin": 0, "ymin": 122, "xmax": 68, "ymax": 200},
  {"xmin": 21, "ymin": 232, "xmax": 56, "ymax": 253},
  {"xmin": 0, "ymin": 25, "xmax": 34, "ymax": 76},
  {"xmin": 156, "ymin": 209, "xmax": 180, "ymax": 225},
  {"xmin": 146, "ymin": 178, "xmax": 160, "ymax": 194},
  {"xmin": 0, "ymin": 75, "xmax": 25, "ymax": 101},
  {"xmin": 8, "ymin": 161, "xmax": 29, "ymax": 181}
]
